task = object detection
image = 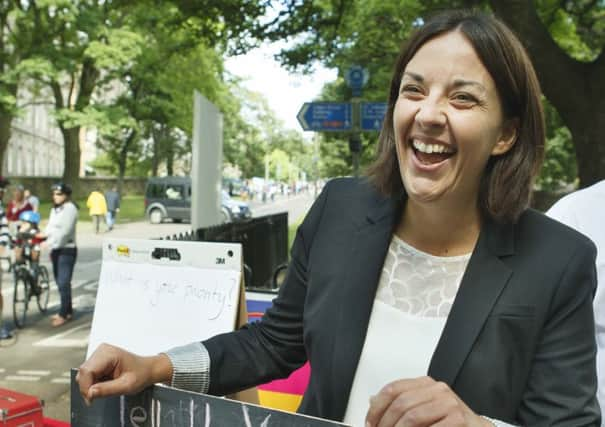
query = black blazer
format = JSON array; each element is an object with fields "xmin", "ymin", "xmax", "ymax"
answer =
[{"xmin": 204, "ymin": 178, "xmax": 600, "ymax": 426}]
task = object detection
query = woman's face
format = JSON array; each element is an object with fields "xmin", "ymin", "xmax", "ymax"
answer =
[{"xmin": 393, "ymin": 31, "xmax": 516, "ymax": 208}]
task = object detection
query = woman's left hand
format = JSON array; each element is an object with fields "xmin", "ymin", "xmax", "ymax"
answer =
[{"xmin": 365, "ymin": 376, "xmax": 492, "ymax": 427}]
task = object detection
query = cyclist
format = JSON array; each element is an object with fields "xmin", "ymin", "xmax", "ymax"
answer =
[
  {"xmin": 14, "ymin": 210, "xmax": 44, "ymax": 290},
  {"xmin": 0, "ymin": 177, "xmax": 11, "ymax": 339}
]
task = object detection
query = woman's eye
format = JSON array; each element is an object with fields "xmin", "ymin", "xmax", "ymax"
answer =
[
  {"xmin": 452, "ymin": 93, "xmax": 477, "ymax": 103},
  {"xmin": 401, "ymin": 85, "xmax": 422, "ymax": 94}
]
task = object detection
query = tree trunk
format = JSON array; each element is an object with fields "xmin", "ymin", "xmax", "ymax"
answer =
[
  {"xmin": 151, "ymin": 135, "xmax": 160, "ymax": 177},
  {"xmin": 117, "ymin": 152, "xmax": 127, "ymax": 196},
  {"xmin": 166, "ymin": 144, "xmax": 174, "ymax": 176},
  {"xmin": 117, "ymin": 131, "xmax": 137, "ymax": 195},
  {"xmin": 60, "ymin": 126, "xmax": 81, "ymax": 194},
  {"xmin": 0, "ymin": 114, "xmax": 11, "ymax": 175},
  {"xmin": 51, "ymin": 59, "xmax": 99, "ymax": 195},
  {"xmin": 490, "ymin": 0, "xmax": 605, "ymax": 186},
  {"xmin": 568, "ymin": 113, "xmax": 605, "ymax": 187},
  {"xmin": 0, "ymin": 83, "xmax": 17, "ymax": 176},
  {"xmin": 151, "ymin": 124, "xmax": 163, "ymax": 176}
]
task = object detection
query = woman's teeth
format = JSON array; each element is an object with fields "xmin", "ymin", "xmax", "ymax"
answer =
[{"xmin": 412, "ymin": 140, "xmax": 453, "ymax": 154}]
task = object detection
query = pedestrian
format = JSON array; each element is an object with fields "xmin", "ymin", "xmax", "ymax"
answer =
[
  {"xmin": 86, "ymin": 188, "xmax": 107, "ymax": 233},
  {"xmin": 0, "ymin": 177, "xmax": 12, "ymax": 340},
  {"xmin": 24, "ymin": 188, "xmax": 40, "ymax": 212},
  {"xmin": 546, "ymin": 180, "xmax": 605, "ymax": 425},
  {"xmin": 77, "ymin": 10, "xmax": 599, "ymax": 426},
  {"xmin": 104, "ymin": 186, "xmax": 120, "ymax": 232},
  {"xmin": 37, "ymin": 183, "xmax": 78, "ymax": 327}
]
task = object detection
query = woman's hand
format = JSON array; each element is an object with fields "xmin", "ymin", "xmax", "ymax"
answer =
[
  {"xmin": 365, "ymin": 376, "xmax": 493, "ymax": 427},
  {"xmin": 76, "ymin": 343, "xmax": 173, "ymax": 405}
]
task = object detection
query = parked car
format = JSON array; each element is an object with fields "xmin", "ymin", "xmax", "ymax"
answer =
[{"xmin": 144, "ymin": 177, "xmax": 252, "ymax": 224}]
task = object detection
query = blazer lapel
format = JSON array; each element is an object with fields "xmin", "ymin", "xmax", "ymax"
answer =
[
  {"xmin": 328, "ymin": 193, "xmax": 399, "ymax": 421},
  {"xmin": 428, "ymin": 217, "xmax": 515, "ymax": 385}
]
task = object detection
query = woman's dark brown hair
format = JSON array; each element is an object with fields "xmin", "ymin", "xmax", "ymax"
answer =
[{"xmin": 367, "ymin": 9, "xmax": 545, "ymax": 223}]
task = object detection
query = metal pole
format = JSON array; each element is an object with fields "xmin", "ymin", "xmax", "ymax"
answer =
[{"xmin": 350, "ymin": 97, "xmax": 362, "ymax": 177}]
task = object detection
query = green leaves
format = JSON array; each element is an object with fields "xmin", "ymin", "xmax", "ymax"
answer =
[
  {"xmin": 538, "ymin": 126, "xmax": 576, "ymax": 191},
  {"xmin": 539, "ymin": 4, "xmax": 600, "ymax": 61},
  {"xmin": 85, "ymin": 28, "xmax": 144, "ymax": 70},
  {"xmin": 53, "ymin": 105, "xmax": 137, "ymax": 135},
  {"xmin": 11, "ymin": 57, "xmax": 59, "ymax": 82},
  {"xmin": 0, "ymin": 91, "xmax": 17, "ymax": 113}
]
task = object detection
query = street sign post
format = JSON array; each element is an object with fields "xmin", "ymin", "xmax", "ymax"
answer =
[
  {"xmin": 345, "ymin": 65, "xmax": 369, "ymax": 97},
  {"xmin": 297, "ymin": 102, "xmax": 352, "ymax": 132},
  {"xmin": 298, "ymin": 66, "xmax": 380, "ymax": 177},
  {"xmin": 361, "ymin": 102, "xmax": 388, "ymax": 131}
]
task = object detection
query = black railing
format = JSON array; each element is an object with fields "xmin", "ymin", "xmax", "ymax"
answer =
[{"xmin": 161, "ymin": 212, "xmax": 289, "ymax": 290}]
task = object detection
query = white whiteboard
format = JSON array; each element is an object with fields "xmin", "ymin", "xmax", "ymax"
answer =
[{"xmin": 87, "ymin": 238, "xmax": 242, "ymax": 359}]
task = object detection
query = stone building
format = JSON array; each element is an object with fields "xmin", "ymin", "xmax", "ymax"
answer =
[{"xmin": 3, "ymin": 87, "xmax": 96, "ymax": 177}]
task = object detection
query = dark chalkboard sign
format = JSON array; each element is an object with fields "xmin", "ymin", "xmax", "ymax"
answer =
[{"xmin": 71, "ymin": 369, "xmax": 350, "ymax": 427}]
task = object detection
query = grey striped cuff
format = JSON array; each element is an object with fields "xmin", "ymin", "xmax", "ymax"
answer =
[
  {"xmin": 162, "ymin": 342, "xmax": 210, "ymax": 394},
  {"xmin": 481, "ymin": 416, "xmax": 518, "ymax": 427}
]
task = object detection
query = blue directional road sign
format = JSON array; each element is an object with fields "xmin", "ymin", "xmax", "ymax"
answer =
[
  {"xmin": 297, "ymin": 102, "xmax": 352, "ymax": 132},
  {"xmin": 361, "ymin": 102, "xmax": 388, "ymax": 131}
]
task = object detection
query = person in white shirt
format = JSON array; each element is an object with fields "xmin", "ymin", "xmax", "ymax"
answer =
[
  {"xmin": 547, "ymin": 180, "xmax": 605, "ymax": 425},
  {"xmin": 38, "ymin": 183, "xmax": 79, "ymax": 327}
]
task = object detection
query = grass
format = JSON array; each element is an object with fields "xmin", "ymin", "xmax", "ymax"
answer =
[{"xmin": 38, "ymin": 195, "xmax": 146, "ymax": 223}]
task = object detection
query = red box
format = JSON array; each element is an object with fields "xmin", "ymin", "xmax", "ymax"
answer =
[{"xmin": 0, "ymin": 388, "xmax": 44, "ymax": 427}]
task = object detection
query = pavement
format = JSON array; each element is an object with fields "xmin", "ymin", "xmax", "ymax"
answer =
[{"xmin": 0, "ymin": 192, "xmax": 314, "ymax": 422}]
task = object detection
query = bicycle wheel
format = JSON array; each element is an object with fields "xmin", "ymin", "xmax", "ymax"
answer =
[
  {"xmin": 36, "ymin": 266, "xmax": 50, "ymax": 313},
  {"xmin": 13, "ymin": 270, "xmax": 29, "ymax": 329}
]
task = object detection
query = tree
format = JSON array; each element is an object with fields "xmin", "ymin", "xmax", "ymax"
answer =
[
  {"xmin": 2, "ymin": 0, "xmax": 275, "ymax": 188},
  {"xmin": 487, "ymin": 0, "xmax": 605, "ymax": 187},
  {"xmin": 0, "ymin": 3, "xmax": 49, "ymax": 173},
  {"xmin": 10, "ymin": 0, "xmax": 146, "ymax": 191},
  {"xmin": 0, "ymin": 2, "xmax": 19, "ymax": 173},
  {"xmin": 266, "ymin": 0, "xmax": 605, "ymax": 186}
]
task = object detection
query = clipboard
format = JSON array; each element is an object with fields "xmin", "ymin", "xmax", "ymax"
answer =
[{"xmin": 86, "ymin": 238, "xmax": 258, "ymax": 403}]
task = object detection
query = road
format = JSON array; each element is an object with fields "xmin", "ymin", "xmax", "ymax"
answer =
[{"xmin": 0, "ymin": 193, "xmax": 314, "ymax": 421}]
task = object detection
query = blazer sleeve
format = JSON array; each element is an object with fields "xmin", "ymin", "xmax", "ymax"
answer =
[
  {"xmin": 519, "ymin": 239, "xmax": 601, "ymax": 426},
  {"xmin": 203, "ymin": 180, "xmax": 332, "ymax": 396}
]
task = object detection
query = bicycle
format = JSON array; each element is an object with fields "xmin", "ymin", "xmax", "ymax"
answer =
[
  {"xmin": 0, "ymin": 228, "xmax": 12, "ymax": 273},
  {"xmin": 12, "ymin": 233, "xmax": 50, "ymax": 329}
]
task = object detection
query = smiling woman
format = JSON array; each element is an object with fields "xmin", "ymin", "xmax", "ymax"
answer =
[
  {"xmin": 369, "ymin": 15, "xmax": 543, "ymax": 228},
  {"xmin": 392, "ymin": 30, "xmax": 520, "ymax": 255},
  {"xmin": 76, "ymin": 10, "xmax": 599, "ymax": 427}
]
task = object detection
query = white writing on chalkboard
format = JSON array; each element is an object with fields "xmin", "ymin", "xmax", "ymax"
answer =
[
  {"xmin": 133, "ymin": 399, "xmax": 273, "ymax": 426},
  {"xmin": 243, "ymin": 405, "xmax": 271, "ymax": 427},
  {"xmin": 70, "ymin": 369, "xmax": 352, "ymax": 427}
]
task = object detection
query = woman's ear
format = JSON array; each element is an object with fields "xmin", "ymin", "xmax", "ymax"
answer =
[{"xmin": 492, "ymin": 118, "xmax": 519, "ymax": 156}]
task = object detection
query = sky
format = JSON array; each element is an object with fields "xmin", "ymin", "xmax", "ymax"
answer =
[{"xmin": 224, "ymin": 42, "xmax": 338, "ymax": 132}]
